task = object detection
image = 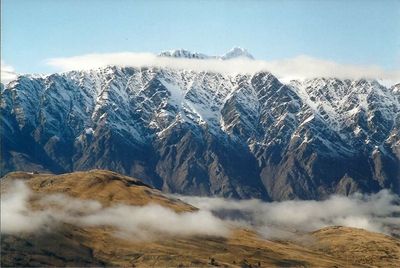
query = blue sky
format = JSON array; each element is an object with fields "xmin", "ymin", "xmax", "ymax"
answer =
[{"xmin": 2, "ymin": 0, "xmax": 399, "ymax": 74}]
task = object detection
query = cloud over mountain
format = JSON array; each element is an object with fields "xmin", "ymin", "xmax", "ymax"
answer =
[
  {"xmin": 0, "ymin": 180, "xmax": 229, "ymax": 239},
  {"xmin": 45, "ymin": 50, "xmax": 400, "ymax": 85},
  {"xmin": 1, "ymin": 61, "xmax": 18, "ymax": 84},
  {"xmin": 179, "ymin": 192, "xmax": 400, "ymax": 238},
  {"xmin": 2, "ymin": 180, "xmax": 399, "ymax": 239}
]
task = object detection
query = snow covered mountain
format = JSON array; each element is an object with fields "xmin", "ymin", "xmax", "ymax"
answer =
[
  {"xmin": 159, "ymin": 47, "xmax": 254, "ymax": 60},
  {"xmin": 1, "ymin": 51, "xmax": 399, "ymax": 200},
  {"xmin": 158, "ymin": 49, "xmax": 211, "ymax": 59},
  {"xmin": 220, "ymin": 47, "xmax": 254, "ymax": 60}
]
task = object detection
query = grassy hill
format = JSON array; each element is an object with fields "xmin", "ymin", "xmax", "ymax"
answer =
[{"xmin": 1, "ymin": 170, "xmax": 399, "ymax": 267}]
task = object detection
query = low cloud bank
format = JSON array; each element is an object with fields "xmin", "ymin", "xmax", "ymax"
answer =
[
  {"xmin": 0, "ymin": 181, "xmax": 228, "ymax": 239},
  {"xmin": 1, "ymin": 180, "xmax": 399, "ymax": 240},
  {"xmin": 46, "ymin": 52, "xmax": 400, "ymax": 85},
  {"xmin": 179, "ymin": 191, "xmax": 400, "ymax": 238}
]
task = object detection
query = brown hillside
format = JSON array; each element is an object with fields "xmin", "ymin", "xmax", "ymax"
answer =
[{"xmin": 1, "ymin": 170, "xmax": 399, "ymax": 267}]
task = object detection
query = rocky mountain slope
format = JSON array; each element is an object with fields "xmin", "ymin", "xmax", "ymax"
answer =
[
  {"xmin": 1, "ymin": 49, "xmax": 399, "ymax": 200},
  {"xmin": 1, "ymin": 170, "xmax": 399, "ymax": 267}
]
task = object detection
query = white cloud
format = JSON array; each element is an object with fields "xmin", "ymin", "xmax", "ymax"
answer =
[
  {"xmin": 1, "ymin": 60, "xmax": 18, "ymax": 84},
  {"xmin": 45, "ymin": 52, "xmax": 400, "ymax": 85},
  {"xmin": 0, "ymin": 180, "xmax": 52, "ymax": 233},
  {"xmin": 0, "ymin": 180, "xmax": 229, "ymax": 239},
  {"xmin": 78, "ymin": 204, "xmax": 228, "ymax": 240},
  {"xmin": 1, "ymin": 180, "xmax": 399, "ymax": 240},
  {"xmin": 178, "ymin": 190, "xmax": 400, "ymax": 238}
]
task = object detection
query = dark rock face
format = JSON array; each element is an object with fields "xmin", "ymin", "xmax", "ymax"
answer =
[{"xmin": 1, "ymin": 67, "xmax": 399, "ymax": 200}]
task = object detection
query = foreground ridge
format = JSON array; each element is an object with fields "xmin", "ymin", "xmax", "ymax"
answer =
[{"xmin": 1, "ymin": 170, "xmax": 399, "ymax": 267}]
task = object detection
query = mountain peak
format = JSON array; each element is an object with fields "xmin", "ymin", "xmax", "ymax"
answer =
[
  {"xmin": 221, "ymin": 47, "xmax": 254, "ymax": 60},
  {"xmin": 158, "ymin": 49, "xmax": 209, "ymax": 59},
  {"xmin": 158, "ymin": 47, "xmax": 254, "ymax": 60}
]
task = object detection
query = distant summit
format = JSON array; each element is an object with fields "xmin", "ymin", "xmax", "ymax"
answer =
[
  {"xmin": 220, "ymin": 47, "xmax": 254, "ymax": 60},
  {"xmin": 158, "ymin": 49, "xmax": 210, "ymax": 59},
  {"xmin": 158, "ymin": 47, "xmax": 254, "ymax": 60}
]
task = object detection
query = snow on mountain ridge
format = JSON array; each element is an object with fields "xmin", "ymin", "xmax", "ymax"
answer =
[
  {"xmin": 4, "ymin": 66, "xmax": 396, "ymax": 142},
  {"xmin": 221, "ymin": 47, "xmax": 254, "ymax": 60},
  {"xmin": 158, "ymin": 47, "xmax": 254, "ymax": 60},
  {"xmin": 1, "ymin": 65, "xmax": 399, "ymax": 200},
  {"xmin": 158, "ymin": 49, "xmax": 210, "ymax": 59}
]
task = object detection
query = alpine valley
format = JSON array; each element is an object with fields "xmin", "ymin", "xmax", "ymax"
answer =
[{"xmin": 1, "ymin": 48, "xmax": 399, "ymax": 201}]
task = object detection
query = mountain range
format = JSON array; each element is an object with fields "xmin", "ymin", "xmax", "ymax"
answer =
[
  {"xmin": 1, "ymin": 48, "xmax": 399, "ymax": 200},
  {"xmin": 158, "ymin": 47, "xmax": 254, "ymax": 60}
]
